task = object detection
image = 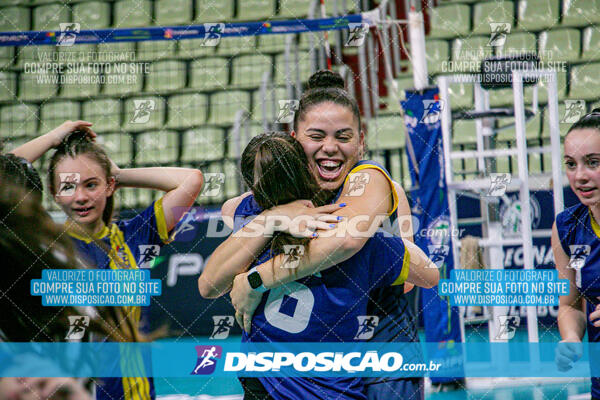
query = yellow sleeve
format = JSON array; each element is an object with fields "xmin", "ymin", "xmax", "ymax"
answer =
[
  {"xmin": 342, "ymin": 163, "xmax": 399, "ymax": 216},
  {"xmin": 154, "ymin": 196, "xmax": 173, "ymax": 244},
  {"xmin": 391, "ymin": 249, "xmax": 410, "ymax": 286}
]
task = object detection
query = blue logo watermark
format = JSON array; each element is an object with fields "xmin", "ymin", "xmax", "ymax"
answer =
[
  {"xmin": 31, "ymin": 269, "xmax": 162, "ymax": 306},
  {"xmin": 438, "ymin": 269, "xmax": 569, "ymax": 306},
  {"xmin": 191, "ymin": 345, "xmax": 222, "ymax": 375}
]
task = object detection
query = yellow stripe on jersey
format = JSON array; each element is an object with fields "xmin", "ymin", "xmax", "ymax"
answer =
[
  {"xmin": 120, "ymin": 343, "xmax": 134, "ymax": 400},
  {"xmin": 120, "ymin": 343, "xmax": 152, "ymax": 400},
  {"xmin": 137, "ymin": 358, "xmax": 151, "ymax": 398},
  {"xmin": 590, "ymin": 208, "xmax": 600, "ymax": 241},
  {"xmin": 343, "ymin": 164, "xmax": 399, "ymax": 216},
  {"xmin": 107, "ymin": 224, "xmax": 143, "ymax": 342},
  {"xmin": 108, "ymin": 224, "xmax": 137, "ymax": 270},
  {"xmin": 67, "ymin": 224, "xmax": 110, "ymax": 244},
  {"xmin": 108, "ymin": 226, "xmax": 144, "ymax": 399},
  {"xmin": 124, "ymin": 377, "xmax": 151, "ymax": 400},
  {"xmin": 69, "ymin": 215, "xmax": 152, "ymax": 399},
  {"xmin": 131, "ymin": 339, "xmax": 151, "ymax": 399},
  {"xmin": 121, "ymin": 377, "xmax": 132, "ymax": 400},
  {"xmin": 391, "ymin": 249, "xmax": 410, "ymax": 286},
  {"xmin": 154, "ymin": 196, "xmax": 173, "ymax": 244}
]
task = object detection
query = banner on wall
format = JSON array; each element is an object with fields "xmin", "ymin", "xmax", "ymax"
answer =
[
  {"xmin": 401, "ymin": 87, "xmax": 464, "ymax": 383},
  {"xmin": 143, "ymin": 206, "xmax": 243, "ymax": 337}
]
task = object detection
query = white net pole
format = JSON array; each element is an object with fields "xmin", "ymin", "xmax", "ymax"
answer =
[{"xmin": 407, "ymin": 8, "xmax": 428, "ymax": 90}]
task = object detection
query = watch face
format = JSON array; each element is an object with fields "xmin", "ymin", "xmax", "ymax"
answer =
[{"xmin": 247, "ymin": 271, "xmax": 262, "ymax": 289}]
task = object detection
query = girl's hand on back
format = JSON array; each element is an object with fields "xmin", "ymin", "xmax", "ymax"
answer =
[
  {"xmin": 48, "ymin": 120, "xmax": 96, "ymax": 147},
  {"xmin": 264, "ymin": 200, "xmax": 345, "ymax": 238},
  {"xmin": 588, "ymin": 301, "xmax": 600, "ymax": 328}
]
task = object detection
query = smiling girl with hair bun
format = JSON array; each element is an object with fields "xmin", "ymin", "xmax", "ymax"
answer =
[{"xmin": 201, "ymin": 71, "xmax": 424, "ymax": 400}]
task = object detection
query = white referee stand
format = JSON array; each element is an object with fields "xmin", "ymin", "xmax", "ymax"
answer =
[{"xmin": 437, "ymin": 70, "xmax": 564, "ymax": 351}]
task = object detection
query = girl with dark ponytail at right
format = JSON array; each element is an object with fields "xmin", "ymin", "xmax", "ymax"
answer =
[
  {"xmin": 553, "ymin": 109, "xmax": 600, "ymax": 399},
  {"xmin": 201, "ymin": 71, "xmax": 425, "ymax": 400}
]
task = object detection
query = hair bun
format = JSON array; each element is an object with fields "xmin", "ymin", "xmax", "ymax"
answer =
[
  {"xmin": 62, "ymin": 129, "xmax": 93, "ymax": 147},
  {"xmin": 307, "ymin": 70, "xmax": 345, "ymax": 90}
]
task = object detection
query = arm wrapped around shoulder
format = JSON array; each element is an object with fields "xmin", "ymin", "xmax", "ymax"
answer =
[{"xmin": 403, "ymin": 240, "xmax": 440, "ymax": 289}]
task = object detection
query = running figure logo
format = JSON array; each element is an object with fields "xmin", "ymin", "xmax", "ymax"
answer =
[
  {"xmin": 568, "ymin": 245, "xmax": 590, "ymax": 270},
  {"xmin": 173, "ymin": 207, "xmax": 199, "ymax": 241},
  {"xmin": 562, "ymin": 100, "xmax": 586, "ymax": 124},
  {"xmin": 57, "ymin": 23, "xmax": 80, "ymax": 46},
  {"xmin": 65, "ymin": 316, "xmax": 90, "ymax": 340},
  {"xmin": 346, "ymin": 23, "xmax": 369, "ymax": 47},
  {"xmin": 201, "ymin": 173, "xmax": 225, "ymax": 197},
  {"xmin": 420, "ymin": 99, "xmax": 444, "ymax": 124},
  {"xmin": 58, "ymin": 173, "xmax": 80, "ymax": 196},
  {"xmin": 354, "ymin": 316, "xmax": 379, "ymax": 340},
  {"xmin": 191, "ymin": 345, "xmax": 222, "ymax": 375},
  {"xmin": 488, "ymin": 23, "xmax": 510, "ymax": 47},
  {"xmin": 346, "ymin": 172, "xmax": 371, "ymax": 196},
  {"xmin": 202, "ymin": 23, "xmax": 224, "ymax": 46},
  {"xmin": 276, "ymin": 100, "xmax": 299, "ymax": 123},
  {"xmin": 131, "ymin": 100, "xmax": 156, "ymax": 124},
  {"xmin": 427, "ymin": 245, "xmax": 449, "ymax": 268},
  {"xmin": 487, "ymin": 173, "xmax": 511, "ymax": 196},
  {"xmin": 495, "ymin": 315, "xmax": 520, "ymax": 340},
  {"xmin": 138, "ymin": 245, "xmax": 160, "ymax": 268},
  {"xmin": 282, "ymin": 245, "xmax": 304, "ymax": 269},
  {"xmin": 210, "ymin": 316, "xmax": 234, "ymax": 339}
]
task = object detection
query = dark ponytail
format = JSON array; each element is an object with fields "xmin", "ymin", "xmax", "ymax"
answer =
[
  {"xmin": 241, "ymin": 132, "xmax": 329, "ymax": 255},
  {"xmin": 48, "ymin": 130, "xmax": 115, "ymax": 226},
  {"xmin": 0, "ymin": 153, "xmax": 43, "ymax": 200}
]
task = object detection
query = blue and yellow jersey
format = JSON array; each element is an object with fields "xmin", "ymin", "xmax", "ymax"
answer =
[
  {"xmin": 556, "ymin": 203, "xmax": 600, "ymax": 397},
  {"xmin": 335, "ymin": 160, "xmax": 421, "ymax": 391},
  {"xmin": 69, "ymin": 198, "xmax": 172, "ymax": 400},
  {"xmin": 335, "ymin": 160, "xmax": 418, "ymax": 341},
  {"xmin": 234, "ymin": 192, "xmax": 409, "ymax": 400},
  {"xmin": 333, "ymin": 159, "xmax": 399, "ymax": 219}
]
